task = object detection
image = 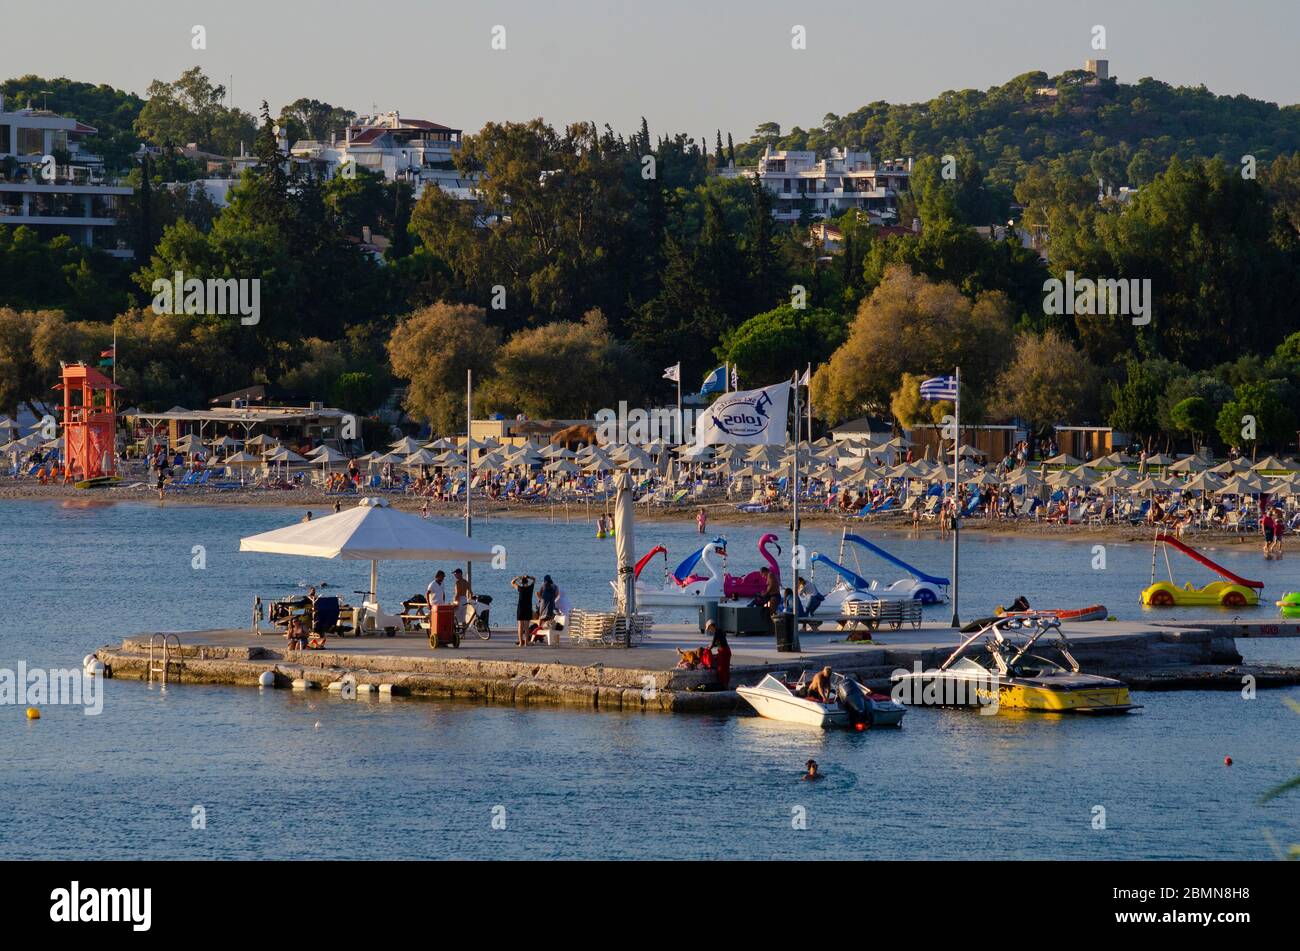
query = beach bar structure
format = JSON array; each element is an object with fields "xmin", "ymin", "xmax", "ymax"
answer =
[
  {"xmin": 1053, "ymin": 425, "xmax": 1117, "ymax": 460},
  {"xmin": 56, "ymin": 362, "xmax": 118, "ymax": 481},
  {"xmin": 132, "ymin": 402, "xmax": 358, "ymax": 453},
  {"xmin": 906, "ymin": 424, "xmax": 1019, "ymax": 462}
]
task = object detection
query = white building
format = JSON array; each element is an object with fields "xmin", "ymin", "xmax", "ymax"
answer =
[
  {"xmin": 290, "ymin": 111, "xmax": 477, "ymax": 200},
  {"xmin": 721, "ymin": 146, "xmax": 911, "ymax": 223},
  {"xmin": 0, "ymin": 95, "xmax": 134, "ymax": 257}
]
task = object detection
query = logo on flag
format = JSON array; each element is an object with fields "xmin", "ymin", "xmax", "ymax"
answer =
[
  {"xmin": 729, "ymin": 365, "xmax": 738, "ymax": 389},
  {"xmin": 694, "ymin": 381, "xmax": 791, "ymax": 445},
  {"xmin": 919, "ymin": 375, "xmax": 958, "ymax": 401},
  {"xmin": 699, "ymin": 366, "xmax": 727, "ymax": 395},
  {"xmin": 662, "ymin": 364, "xmax": 680, "ymax": 383}
]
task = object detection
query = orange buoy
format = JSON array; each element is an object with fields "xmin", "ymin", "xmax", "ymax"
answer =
[
  {"xmin": 1224, "ymin": 756, "xmax": 1233, "ymax": 766},
  {"xmin": 26, "ymin": 707, "xmax": 39, "ymax": 720}
]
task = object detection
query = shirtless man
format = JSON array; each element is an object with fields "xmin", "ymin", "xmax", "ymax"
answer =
[{"xmin": 807, "ymin": 666, "xmax": 834, "ymax": 703}]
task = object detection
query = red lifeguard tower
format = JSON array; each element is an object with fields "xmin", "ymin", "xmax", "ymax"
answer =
[{"xmin": 56, "ymin": 362, "xmax": 119, "ymax": 482}]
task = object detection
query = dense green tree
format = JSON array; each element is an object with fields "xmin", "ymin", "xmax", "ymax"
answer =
[
  {"xmin": 134, "ymin": 67, "xmax": 256, "ymax": 158},
  {"xmin": 718, "ymin": 304, "xmax": 846, "ymax": 384}
]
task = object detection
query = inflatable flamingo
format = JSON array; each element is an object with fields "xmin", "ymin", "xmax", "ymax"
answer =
[{"xmin": 724, "ymin": 533, "xmax": 782, "ymax": 598}]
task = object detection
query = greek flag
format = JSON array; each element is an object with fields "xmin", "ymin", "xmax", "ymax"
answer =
[
  {"xmin": 699, "ymin": 366, "xmax": 727, "ymax": 395},
  {"xmin": 919, "ymin": 375, "xmax": 958, "ymax": 401}
]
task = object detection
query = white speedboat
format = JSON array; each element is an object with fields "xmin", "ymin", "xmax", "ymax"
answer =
[{"xmin": 737, "ymin": 672, "xmax": 906, "ymax": 729}]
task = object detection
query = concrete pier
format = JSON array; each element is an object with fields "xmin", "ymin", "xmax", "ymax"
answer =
[{"xmin": 93, "ymin": 618, "xmax": 1300, "ymax": 714}]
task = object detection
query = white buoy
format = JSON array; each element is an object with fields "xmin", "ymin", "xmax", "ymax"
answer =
[
  {"xmin": 353, "ymin": 683, "xmax": 377, "ymax": 697},
  {"xmin": 326, "ymin": 680, "xmax": 344, "ymax": 692},
  {"xmin": 378, "ymin": 683, "xmax": 395, "ymax": 694},
  {"xmin": 258, "ymin": 671, "xmax": 275, "ymax": 688},
  {"xmin": 291, "ymin": 678, "xmax": 317, "ymax": 690}
]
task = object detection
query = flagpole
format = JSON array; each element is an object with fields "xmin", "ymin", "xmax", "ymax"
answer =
[
  {"xmin": 951, "ymin": 365, "xmax": 961, "ymax": 628},
  {"xmin": 805, "ymin": 362, "xmax": 812, "ymax": 443},
  {"xmin": 676, "ymin": 363, "xmax": 682, "ymax": 445},
  {"xmin": 791, "ymin": 371, "xmax": 801, "ymax": 630},
  {"xmin": 466, "ymin": 368, "xmax": 473, "ymax": 588}
]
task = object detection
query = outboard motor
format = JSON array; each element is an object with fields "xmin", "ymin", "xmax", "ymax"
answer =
[{"xmin": 836, "ymin": 677, "xmax": 872, "ymax": 727}]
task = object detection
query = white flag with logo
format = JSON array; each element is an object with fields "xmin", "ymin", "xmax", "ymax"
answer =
[
  {"xmin": 694, "ymin": 381, "xmax": 791, "ymax": 446},
  {"xmin": 663, "ymin": 363, "xmax": 680, "ymax": 383}
]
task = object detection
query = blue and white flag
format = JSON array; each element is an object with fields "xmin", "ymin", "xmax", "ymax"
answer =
[
  {"xmin": 919, "ymin": 375, "xmax": 958, "ymax": 401},
  {"xmin": 699, "ymin": 365, "xmax": 727, "ymax": 395},
  {"xmin": 694, "ymin": 381, "xmax": 791, "ymax": 446}
]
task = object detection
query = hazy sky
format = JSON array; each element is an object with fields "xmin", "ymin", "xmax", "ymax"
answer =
[{"xmin": 3, "ymin": 0, "xmax": 1297, "ymax": 140}]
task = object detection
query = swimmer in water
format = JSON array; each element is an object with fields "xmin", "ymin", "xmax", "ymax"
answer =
[{"xmin": 802, "ymin": 759, "xmax": 820, "ymax": 782}]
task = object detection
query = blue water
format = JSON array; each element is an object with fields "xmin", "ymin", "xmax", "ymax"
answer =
[{"xmin": 1, "ymin": 500, "xmax": 1296, "ymax": 859}]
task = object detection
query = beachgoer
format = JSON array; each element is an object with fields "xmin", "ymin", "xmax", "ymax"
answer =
[
  {"xmin": 700, "ymin": 622, "xmax": 731, "ymax": 689},
  {"xmin": 802, "ymin": 759, "xmax": 821, "ymax": 782},
  {"xmin": 807, "ymin": 666, "xmax": 834, "ymax": 703},
  {"xmin": 512, "ymin": 574, "xmax": 536, "ymax": 646},
  {"xmin": 538, "ymin": 575, "xmax": 559, "ymax": 622},
  {"xmin": 781, "ymin": 587, "xmax": 795, "ymax": 614},
  {"xmin": 797, "ymin": 576, "xmax": 824, "ymax": 617},
  {"xmin": 333, "ymin": 499, "xmax": 342, "ymax": 513},
  {"xmin": 426, "ymin": 570, "xmax": 447, "ymax": 609},
  {"xmin": 1262, "ymin": 510, "xmax": 1276, "ymax": 558},
  {"xmin": 760, "ymin": 566, "xmax": 780, "ymax": 615},
  {"xmin": 451, "ymin": 568, "xmax": 473, "ymax": 627},
  {"xmin": 286, "ymin": 616, "xmax": 306, "ymax": 650},
  {"xmin": 696, "ymin": 507, "xmax": 707, "ymax": 534},
  {"xmin": 303, "ymin": 511, "xmax": 313, "ymax": 523}
]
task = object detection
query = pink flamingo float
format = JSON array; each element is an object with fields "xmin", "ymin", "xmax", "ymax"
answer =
[{"xmin": 724, "ymin": 533, "xmax": 782, "ymax": 598}]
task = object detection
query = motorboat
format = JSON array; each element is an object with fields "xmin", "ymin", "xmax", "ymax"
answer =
[
  {"xmin": 622, "ymin": 539, "xmax": 726, "ymax": 608},
  {"xmin": 891, "ymin": 614, "xmax": 1141, "ymax": 715},
  {"xmin": 737, "ymin": 671, "xmax": 906, "ymax": 729},
  {"xmin": 1140, "ymin": 533, "xmax": 1262, "ymax": 607},
  {"xmin": 724, "ymin": 532, "xmax": 782, "ymax": 598}
]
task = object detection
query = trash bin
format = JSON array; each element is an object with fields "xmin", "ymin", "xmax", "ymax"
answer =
[
  {"xmin": 774, "ymin": 612, "xmax": 800, "ymax": 652},
  {"xmin": 698, "ymin": 601, "xmax": 720, "ymax": 633}
]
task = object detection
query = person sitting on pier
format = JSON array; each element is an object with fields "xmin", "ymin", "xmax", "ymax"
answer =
[
  {"xmin": 698, "ymin": 622, "xmax": 732, "ymax": 689},
  {"xmin": 285, "ymin": 615, "xmax": 307, "ymax": 651},
  {"xmin": 806, "ymin": 666, "xmax": 834, "ymax": 703}
]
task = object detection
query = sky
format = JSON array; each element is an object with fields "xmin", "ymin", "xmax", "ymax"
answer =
[{"xmin": 3, "ymin": 0, "xmax": 1298, "ymax": 141}]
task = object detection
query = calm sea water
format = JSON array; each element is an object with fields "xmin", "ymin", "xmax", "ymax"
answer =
[{"xmin": 0, "ymin": 499, "xmax": 1296, "ymax": 860}]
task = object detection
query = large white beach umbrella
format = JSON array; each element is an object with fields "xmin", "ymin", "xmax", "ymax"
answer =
[
  {"xmin": 613, "ymin": 472, "xmax": 636, "ymax": 615},
  {"xmin": 240, "ymin": 497, "xmax": 494, "ymax": 603}
]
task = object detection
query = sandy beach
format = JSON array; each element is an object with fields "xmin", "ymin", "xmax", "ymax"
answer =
[{"xmin": 3, "ymin": 479, "xmax": 1292, "ymax": 549}]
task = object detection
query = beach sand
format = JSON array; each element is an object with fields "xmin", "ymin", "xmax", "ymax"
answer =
[{"xmin": 0, "ymin": 480, "xmax": 1290, "ymax": 548}]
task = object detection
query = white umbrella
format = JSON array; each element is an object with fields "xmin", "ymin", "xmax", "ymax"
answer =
[
  {"xmin": 389, "ymin": 436, "xmax": 423, "ymax": 454},
  {"xmin": 614, "ymin": 472, "xmax": 636, "ymax": 615},
  {"xmin": 239, "ymin": 497, "xmax": 495, "ymax": 603},
  {"xmin": 403, "ymin": 449, "xmax": 437, "ymax": 467}
]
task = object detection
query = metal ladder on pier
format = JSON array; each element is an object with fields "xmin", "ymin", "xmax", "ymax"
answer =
[{"xmin": 148, "ymin": 633, "xmax": 184, "ymax": 687}]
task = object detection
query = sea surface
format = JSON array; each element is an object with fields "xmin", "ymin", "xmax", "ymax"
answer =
[{"xmin": 0, "ymin": 499, "xmax": 1296, "ymax": 860}]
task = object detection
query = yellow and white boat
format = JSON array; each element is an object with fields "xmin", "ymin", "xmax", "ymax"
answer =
[{"xmin": 892, "ymin": 614, "xmax": 1140, "ymax": 715}]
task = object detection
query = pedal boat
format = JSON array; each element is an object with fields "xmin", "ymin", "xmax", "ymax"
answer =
[{"xmin": 892, "ymin": 614, "xmax": 1140, "ymax": 715}]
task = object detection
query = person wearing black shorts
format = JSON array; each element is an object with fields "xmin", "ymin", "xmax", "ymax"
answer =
[{"xmin": 512, "ymin": 574, "xmax": 535, "ymax": 647}]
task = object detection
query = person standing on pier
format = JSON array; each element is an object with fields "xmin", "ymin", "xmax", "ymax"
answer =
[
  {"xmin": 512, "ymin": 574, "xmax": 536, "ymax": 647},
  {"xmin": 451, "ymin": 568, "xmax": 473, "ymax": 628}
]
